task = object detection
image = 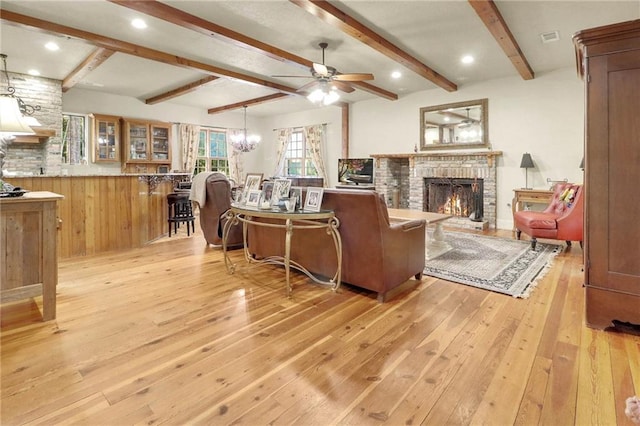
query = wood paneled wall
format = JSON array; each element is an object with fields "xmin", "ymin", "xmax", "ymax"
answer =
[{"xmin": 4, "ymin": 176, "xmax": 175, "ymax": 259}]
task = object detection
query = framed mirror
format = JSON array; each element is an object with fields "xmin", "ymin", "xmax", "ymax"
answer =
[{"xmin": 420, "ymin": 98, "xmax": 488, "ymax": 150}]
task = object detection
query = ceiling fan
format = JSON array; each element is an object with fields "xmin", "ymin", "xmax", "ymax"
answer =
[
  {"xmin": 458, "ymin": 108, "xmax": 480, "ymax": 128},
  {"xmin": 273, "ymin": 42, "xmax": 374, "ymax": 95}
]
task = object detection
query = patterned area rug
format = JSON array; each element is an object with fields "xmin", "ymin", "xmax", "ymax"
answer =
[{"xmin": 423, "ymin": 231, "xmax": 561, "ymax": 298}]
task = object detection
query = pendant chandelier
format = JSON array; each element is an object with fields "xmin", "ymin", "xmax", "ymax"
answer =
[
  {"xmin": 230, "ymin": 105, "xmax": 260, "ymax": 152},
  {"xmin": 0, "ymin": 54, "xmax": 40, "ymax": 135}
]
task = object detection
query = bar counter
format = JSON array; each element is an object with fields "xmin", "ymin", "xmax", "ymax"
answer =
[{"xmin": 3, "ymin": 174, "xmax": 189, "ymax": 259}]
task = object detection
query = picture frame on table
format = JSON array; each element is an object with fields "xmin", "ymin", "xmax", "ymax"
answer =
[
  {"xmin": 303, "ymin": 187, "xmax": 324, "ymax": 212},
  {"xmin": 270, "ymin": 178, "xmax": 292, "ymax": 207},
  {"xmin": 243, "ymin": 173, "xmax": 263, "ymax": 201},
  {"xmin": 290, "ymin": 186, "xmax": 303, "ymax": 210},
  {"xmin": 260, "ymin": 181, "xmax": 274, "ymax": 208},
  {"xmin": 245, "ymin": 189, "xmax": 262, "ymax": 207}
]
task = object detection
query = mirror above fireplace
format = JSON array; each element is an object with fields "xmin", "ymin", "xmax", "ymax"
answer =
[{"xmin": 419, "ymin": 98, "xmax": 488, "ymax": 151}]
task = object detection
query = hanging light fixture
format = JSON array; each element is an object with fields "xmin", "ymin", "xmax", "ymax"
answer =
[
  {"xmin": 0, "ymin": 54, "xmax": 39, "ymax": 135},
  {"xmin": 307, "ymin": 81, "xmax": 340, "ymax": 106},
  {"xmin": 230, "ymin": 105, "xmax": 260, "ymax": 152}
]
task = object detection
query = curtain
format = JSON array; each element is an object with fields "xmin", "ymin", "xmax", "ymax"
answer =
[
  {"xmin": 62, "ymin": 115, "xmax": 86, "ymax": 165},
  {"xmin": 227, "ymin": 129, "xmax": 243, "ymax": 184},
  {"xmin": 272, "ymin": 128, "xmax": 291, "ymax": 177},
  {"xmin": 179, "ymin": 123, "xmax": 201, "ymax": 173},
  {"xmin": 303, "ymin": 124, "xmax": 327, "ymax": 186}
]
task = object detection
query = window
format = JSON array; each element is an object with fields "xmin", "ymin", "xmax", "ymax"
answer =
[
  {"xmin": 194, "ymin": 128, "xmax": 229, "ymax": 176},
  {"xmin": 61, "ymin": 113, "xmax": 88, "ymax": 164},
  {"xmin": 285, "ymin": 128, "xmax": 317, "ymax": 176}
]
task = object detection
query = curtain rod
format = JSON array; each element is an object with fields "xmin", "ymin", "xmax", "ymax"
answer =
[
  {"xmin": 272, "ymin": 122, "xmax": 329, "ymax": 131},
  {"xmin": 173, "ymin": 122, "xmax": 230, "ymax": 130}
]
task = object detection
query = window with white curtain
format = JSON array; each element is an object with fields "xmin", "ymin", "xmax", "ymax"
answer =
[
  {"xmin": 285, "ymin": 128, "xmax": 318, "ymax": 176},
  {"xmin": 194, "ymin": 128, "xmax": 229, "ymax": 176},
  {"xmin": 61, "ymin": 113, "xmax": 88, "ymax": 165}
]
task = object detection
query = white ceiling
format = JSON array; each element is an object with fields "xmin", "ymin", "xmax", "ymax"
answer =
[{"xmin": 1, "ymin": 1, "xmax": 638, "ymax": 117}]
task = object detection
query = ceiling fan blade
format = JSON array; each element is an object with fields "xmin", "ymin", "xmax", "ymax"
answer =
[
  {"xmin": 271, "ymin": 75, "xmax": 314, "ymax": 79},
  {"xmin": 333, "ymin": 73, "xmax": 374, "ymax": 82},
  {"xmin": 313, "ymin": 62, "xmax": 329, "ymax": 77},
  {"xmin": 296, "ymin": 80, "xmax": 320, "ymax": 93},
  {"xmin": 330, "ymin": 81, "xmax": 355, "ymax": 93}
]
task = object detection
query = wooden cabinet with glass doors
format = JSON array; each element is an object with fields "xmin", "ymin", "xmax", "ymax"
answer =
[
  {"xmin": 92, "ymin": 114, "xmax": 120, "ymax": 162},
  {"xmin": 122, "ymin": 119, "xmax": 172, "ymax": 173}
]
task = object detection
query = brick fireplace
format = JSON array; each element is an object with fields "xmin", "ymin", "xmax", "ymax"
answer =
[{"xmin": 372, "ymin": 151, "xmax": 502, "ymax": 230}]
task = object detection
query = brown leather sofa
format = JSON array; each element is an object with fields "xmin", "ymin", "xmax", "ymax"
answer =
[
  {"xmin": 246, "ymin": 189, "xmax": 426, "ymax": 302},
  {"xmin": 514, "ymin": 183, "xmax": 584, "ymax": 250},
  {"xmin": 191, "ymin": 172, "xmax": 242, "ymax": 247}
]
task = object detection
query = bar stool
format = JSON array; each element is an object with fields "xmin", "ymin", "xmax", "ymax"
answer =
[{"xmin": 167, "ymin": 192, "xmax": 195, "ymax": 237}]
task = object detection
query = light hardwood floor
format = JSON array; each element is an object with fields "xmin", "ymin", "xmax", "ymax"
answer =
[{"xmin": 1, "ymin": 221, "xmax": 638, "ymax": 425}]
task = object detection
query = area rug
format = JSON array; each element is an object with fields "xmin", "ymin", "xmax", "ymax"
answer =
[{"xmin": 423, "ymin": 231, "xmax": 561, "ymax": 298}]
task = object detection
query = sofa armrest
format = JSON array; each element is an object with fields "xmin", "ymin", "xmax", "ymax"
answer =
[
  {"xmin": 390, "ymin": 219, "xmax": 426, "ymax": 232},
  {"xmin": 384, "ymin": 219, "xmax": 426, "ymax": 253}
]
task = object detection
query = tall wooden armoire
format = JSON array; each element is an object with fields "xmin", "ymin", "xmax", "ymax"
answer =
[{"xmin": 573, "ymin": 20, "xmax": 640, "ymax": 331}]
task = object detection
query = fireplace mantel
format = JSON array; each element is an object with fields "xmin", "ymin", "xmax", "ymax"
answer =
[{"xmin": 371, "ymin": 150, "xmax": 503, "ymax": 167}]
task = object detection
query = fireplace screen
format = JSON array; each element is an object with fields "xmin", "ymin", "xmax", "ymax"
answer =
[{"xmin": 424, "ymin": 178, "xmax": 483, "ymax": 221}]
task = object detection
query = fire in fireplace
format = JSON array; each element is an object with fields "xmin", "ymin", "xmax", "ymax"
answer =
[{"xmin": 424, "ymin": 177, "xmax": 484, "ymax": 221}]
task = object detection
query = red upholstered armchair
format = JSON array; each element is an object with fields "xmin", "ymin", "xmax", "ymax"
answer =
[{"xmin": 514, "ymin": 183, "xmax": 584, "ymax": 250}]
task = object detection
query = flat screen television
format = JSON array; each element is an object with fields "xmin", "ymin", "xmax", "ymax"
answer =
[{"xmin": 338, "ymin": 158, "xmax": 374, "ymax": 185}]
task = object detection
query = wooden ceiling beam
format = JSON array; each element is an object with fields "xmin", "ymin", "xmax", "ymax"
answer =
[
  {"xmin": 110, "ymin": 0, "xmax": 312, "ymax": 70},
  {"xmin": 110, "ymin": 0, "xmax": 398, "ymax": 101},
  {"xmin": 0, "ymin": 9, "xmax": 300, "ymax": 95},
  {"xmin": 145, "ymin": 76, "xmax": 219, "ymax": 105},
  {"xmin": 207, "ymin": 93, "xmax": 290, "ymax": 114},
  {"xmin": 349, "ymin": 81, "xmax": 397, "ymax": 101},
  {"xmin": 290, "ymin": 0, "xmax": 458, "ymax": 92},
  {"xmin": 468, "ymin": 0, "xmax": 534, "ymax": 80},
  {"xmin": 62, "ymin": 47, "xmax": 115, "ymax": 92}
]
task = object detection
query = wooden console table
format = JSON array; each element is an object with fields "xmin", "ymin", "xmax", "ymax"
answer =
[
  {"xmin": 222, "ymin": 205, "xmax": 342, "ymax": 297},
  {"xmin": 1, "ymin": 191, "xmax": 63, "ymax": 321},
  {"xmin": 512, "ymin": 188, "xmax": 554, "ymax": 229}
]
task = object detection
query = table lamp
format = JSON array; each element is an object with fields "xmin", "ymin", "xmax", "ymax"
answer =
[{"xmin": 520, "ymin": 153, "xmax": 534, "ymax": 189}]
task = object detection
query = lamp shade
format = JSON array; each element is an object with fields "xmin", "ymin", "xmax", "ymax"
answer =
[
  {"xmin": 520, "ymin": 153, "xmax": 534, "ymax": 169},
  {"xmin": 0, "ymin": 96, "xmax": 35, "ymax": 135}
]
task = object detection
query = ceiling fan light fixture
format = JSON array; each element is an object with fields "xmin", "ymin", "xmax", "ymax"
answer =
[
  {"xmin": 307, "ymin": 88, "xmax": 326, "ymax": 103},
  {"xmin": 323, "ymin": 89, "xmax": 340, "ymax": 106},
  {"xmin": 307, "ymin": 86, "xmax": 339, "ymax": 106}
]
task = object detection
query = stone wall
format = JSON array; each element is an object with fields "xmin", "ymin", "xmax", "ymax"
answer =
[
  {"xmin": 4, "ymin": 72, "xmax": 62, "ymax": 176},
  {"xmin": 373, "ymin": 152, "xmax": 502, "ymax": 230}
]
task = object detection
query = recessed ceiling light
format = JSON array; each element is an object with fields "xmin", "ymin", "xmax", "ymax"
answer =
[
  {"xmin": 461, "ymin": 55, "xmax": 474, "ymax": 64},
  {"xmin": 391, "ymin": 71, "xmax": 402, "ymax": 79},
  {"xmin": 131, "ymin": 18, "xmax": 147, "ymax": 29},
  {"xmin": 28, "ymin": 69, "xmax": 41, "ymax": 76},
  {"xmin": 45, "ymin": 42, "xmax": 60, "ymax": 51}
]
